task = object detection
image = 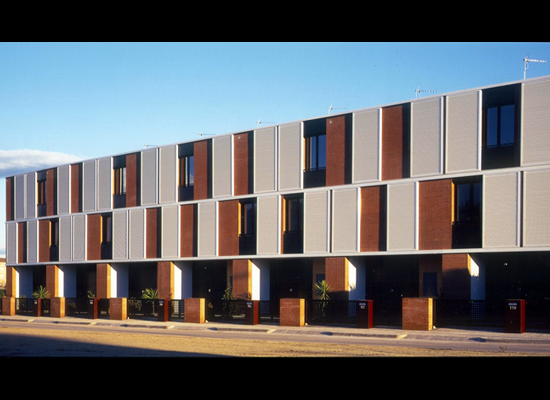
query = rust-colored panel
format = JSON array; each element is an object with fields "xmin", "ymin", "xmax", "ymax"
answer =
[
  {"xmin": 180, "ymin": 204, "xmax": 196, "ymax": 257},
  {"xmin": 6, "ymin": 177, "xmax": 13, "ymax": 221},
  {"xmin": 38, "ymin": 219, "xmax": 50, "ymax": 263},
  {"xmin": 126, "ymin": 153, "xmax": 138, "ymax": 207},
  {"xmin": 326, "ymin": 115, "xmax": 347, "ymax": 187},
  {"xmin": 87, "ymin": 214, "xmax": 101, "ymax": 261},
  {"xmin": 218, "ymin": 200, "xmax": 239, "ymax": 256},
  {"xmin": 96, "ymin": 263, "xmax": 111, "ymax": 299},
  {"xmin": 233, "ymin": 132, "xmax": 250, "ymax": 196},
  {"xmin": 360, "ymin": 186, "xmax": 385, "ymax": 252},
  {"xmin": 382, "ymin": 105, "xmax": 404, "ymax": 181},
  {"xmin": 70, "ymin": 164, "xmax": 81, "ymax": 213},
  {"xmin": 17, "ymin": 222, "xmax": 26, "ymax": 263},
  {"xmin": 146, "ymin": 208, "xmax": 159, "ymax": 258},
  {"xmin": 46, "ymin": 169, "xmax": 56, "ymax": 216},
  {"xmin": 419, "ymin": 179, "xmax": 453, "ymax": 250},
  {"xmin": 194, "ymin": 140, "xmax": 210, "ymax": 200}
]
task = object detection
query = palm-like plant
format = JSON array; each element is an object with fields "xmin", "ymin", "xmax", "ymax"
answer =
[
  {"xmin": 313, "ymin": 280, "xmax": 332, "ymax": 300},
  {"xmin": 33, "ymin": 285, "xmax": 50, "ymax": 299}
]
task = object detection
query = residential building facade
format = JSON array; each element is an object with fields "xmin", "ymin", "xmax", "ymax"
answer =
[{"xmin": 4, "ymin": 75, "xmax": 550, "ymax": 325}]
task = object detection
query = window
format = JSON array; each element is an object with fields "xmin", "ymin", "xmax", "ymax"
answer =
[
  {"xmin": 283, "ymin": 194, "xmax": 303, "ymax": 254},
  {"xmin": 37, "ymin": 179, "xmax": 46, "ymax": 206},
  {"xmin": 114, "ymin": 166, "xmax": 126, "ymax": 196},
  {"xmin": 304, "ymin": 134, "xmax": 326, "ymax": 172},
  {"xmin": 179, "ymin": 155, "xmax": 194, "ymax": 187},
  {"xmin": 239, "ymin": 201, "xmax": 256, "ymax": 236},
  {"xmin": 101, "ymin": 214, "xmax": 112, "ymax": 244},
  {"xmin": 482, "ymin": 84, "xmax": 520, "ymax": 169},
  {"xmin": 49, "ymin": 219, "xmax": 59, "ymax": 248},
  {"xmin": 452, "ymin": 177, "xmax": 482, "ymax": 248}
]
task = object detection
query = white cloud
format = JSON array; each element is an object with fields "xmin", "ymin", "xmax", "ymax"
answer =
[{"xmin": 0, "ymin": 149, "xmax": 85, "ymax": 178}]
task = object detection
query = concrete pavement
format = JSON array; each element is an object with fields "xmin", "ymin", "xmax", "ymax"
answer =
[{"xmin": 1, "ymin": 314, "xmax": 550, "ymax": 345}]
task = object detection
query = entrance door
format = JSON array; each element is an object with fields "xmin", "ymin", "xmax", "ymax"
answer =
[{"xmin": 423, "ymin": 272, "xmax": 437, "ymax": 297}]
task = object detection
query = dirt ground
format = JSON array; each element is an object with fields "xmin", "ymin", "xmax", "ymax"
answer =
[{"xmin": 0, "ymin": 326, "xmax": 543, "ymax": 357}]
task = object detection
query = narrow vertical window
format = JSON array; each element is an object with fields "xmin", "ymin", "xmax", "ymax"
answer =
[
  {"xmin": 37, "ymin": 179, "xmax": 46, "ymax": 206},
  {"xmin": 101, "ymin": 214, "xmax": 112, "ymax": 244},
  {"xmin": 179, "ymin": 155, "xmax": 194, "ymax": 187},
  {"xmin": 49, "ymin": 219, "xmax": 59, "ymax": 248},
  {"xmin": 114, "ymin": 166, "xmax": 126, "ymax": 196}
]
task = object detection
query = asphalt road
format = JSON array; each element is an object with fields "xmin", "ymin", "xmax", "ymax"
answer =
[{"xmin": 0, "ymin": 317, "xmax": 549, "ymax": 357}]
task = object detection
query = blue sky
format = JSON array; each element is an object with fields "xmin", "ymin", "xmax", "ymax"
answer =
[{"xmin": 2, "ymin": 42, "xmax": 550, "ymax": 256}]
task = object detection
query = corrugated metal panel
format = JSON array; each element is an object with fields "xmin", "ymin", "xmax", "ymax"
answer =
[
  {"xmin": 141, "ymin": 148, "xmax": 157, "ymax": 205},
  {"xmin": 27, "ymin": 219, "xmax": 38, "ymax": 263},
  {"xmin": 112, "ymin": 210, "xmax": 128, "ymax": 260},
  {"xmin": 59, "ymin": 216, "xmax": 72, "ymax": 262},
  {"xmin": 522, "ymin": 79, "xmax": 550, "ymax": 166},
  {"xmin": 446, "ymin": 90, "xmax": 481, "ymax": 173},
  {"xmin": 15, "ymin": 174, "xmax": 25, "ymax": 220},
  {"xmin": 387, "ymin": 183, "xmax": 417, "ymax": 251},
  {"xmin": 97, "ymin": 157, "xmax": 112, "ymax": 211},
  {"xmin": 162, "ymin": 205, "xmax": 178, "ymax": 258},
  {"xmin": 257, "ymin": 195, "xmax": 279, "ymax": 255},
  {"xmin": 57, "ymin": 165, "xmax": 70, "ymax": 215},
  {"xmin": 254, "ymin": 127, "xmax": 277, "ymax": 193},
  {"xmin": 483, "ymin": 172, "xmax": 520, "ymax": 248},
  {"xmin": 159, "ymin": 145, "xmax": 177, "ymax": 203},
  {"xmin": 83, "ymin": 159, "xmax": 96, "ymax": 212},
  {"xmin": 278, "ymin": 122, "xmax": 302, "ymax": 191},
  {"xmin": 352, "ymin": 108, "xmax": 380, "ymax": 183},
  {"xmin": 72, "ymin": 214, "xmax": 86, "ymax": 261},
  {"xmin": 129, "ymin": 208, "xmax": 145, "ymax": 259},
  {"xmin": 213, "ymin": 135, "xmax": 233, "ymax": 198},
  {"xmin": 6, "ymin": 223, "xmax": 17, "ymax": 264},
  {"xmin": 411, "ymin": 97, "xmax": 443, "ymax": 177},
  {"xmin": 304, "ymin": 191, "xmax": 329, "ymax": 254},
  {"xmin": 332, "ymin": 188, "xmax": 359, "ymax": 253},
  {"xmin": 523, "ymin": 169, "xmax": 550, "ymax": 246},
  {"xmin": 198, "ymin": 202, "xmax": 217, "ymax": 257},
  {"xmin": 26, "ymin": 172, "xmax": 35, "ymax": 219}
]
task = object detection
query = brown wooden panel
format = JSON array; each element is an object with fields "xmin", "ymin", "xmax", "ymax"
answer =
[
  {"xmin": 87, "ymin": 214, "xmax": 101, "ymax": 260},
  {"xmin": 180, "ymin": 204, "xmax": 196, "ymax": 257},
  {"xmin": 146, "ymin": 208, "xmax": 159, "ymax": 258},
  {"xmin": 419, "ymin": 179, "xmax": 453, "ymax": 250},
  {"xmin": 218, "ymin": 200, "xmax": 239, "ymax": 256},
  {"xmin": 326, "ymin": 115, "xmax": 347, "ymax": 187}
]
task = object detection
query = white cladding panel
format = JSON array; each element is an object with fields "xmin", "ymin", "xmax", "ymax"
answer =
[
  {"xmin": 213, "ymin": 135, "xmax": 233, "ymax": 198},
  {"xmin": 257, "ymin": 195, "xmax": 279, "ymax": 255},
  {"xmin": 72, "ymin": 214, "xmax": 86, "ymax": 261},
  {"xmin": 26, "ymin": 172, "xmax": 35, "ymax": 219},
  {"xmin": 254, "ymin": 127, "xmax": 277, "ymax": 193},
  {"xmin": 97, "ymin": 157, "xmax": 112, "ymax": 211},
  {"xmin": 411, "ymin": 97, "xmax": 443, "ymax": 177},
  {"xmin": 162, "ymin": 205, "xmax": 179, "ymax": 258},
  {"xmin": 278, "ymin": 123, "xmax": 302, "ymax": 191},
  {"xmin": 523, "ymin": 169, "xmax": 550, "ymax": 247},
  {"xmin": 387, "ymin": 183, "xmax": 417, "ymax": 251},
  {"xmin": 352, "ymin": 108, "xmax": 380, "ymax": 183},
  {"xmin": 6, "ymin": 223, "xmax": 16, "ymax": 264},
  {"xmin": 522, "ymin": 79, "xmax": 550, "ymax": 166},
  {"xmin": 57, "ymin": 165, "xmax": 70, "ymax": 215},
  {"xmin": 83, "ymin": 160, "xmax": 96, "ymax": 212},
  {"xmin": 59, "ymin": 216, "xmax": 72, "ymax": 262},
  {"xmin": 15, "ymin": 174, "xmax": 24, "ymax": 220},
  {"xmin": 332, "ymin": 188, "xmax": 359, "ymax": 253},
  {"xmin": 304, "ymin": 191, "xmax": 329, "ymax": 254},
  {"xmin": 198, "ymin": 202, "xmax": 217, "ymax": 257},
  {"xmin": 27, "ymin": 219, "xmax": 38, "ymax": 263},
  {"xmin": 483, "ymin": 173, "xmax": 520, "ymax": 248},
  {"xmin": 159, "ymin": 145, "xmax": 177, "ymax": 203},
  {"xmin": 112, "ymin": 210, "xmax": 128, "ymax": 260},
  {"xmin": 141, "ymin": 148, "xmax": 158, "ymax": 205},
  {"xmin": 446, "ymin": 91, "xmax": 480, "ymax": 173},
  {"xmin": 129, "ymin": 208, "xmax": 145, "ymax": 259}
]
